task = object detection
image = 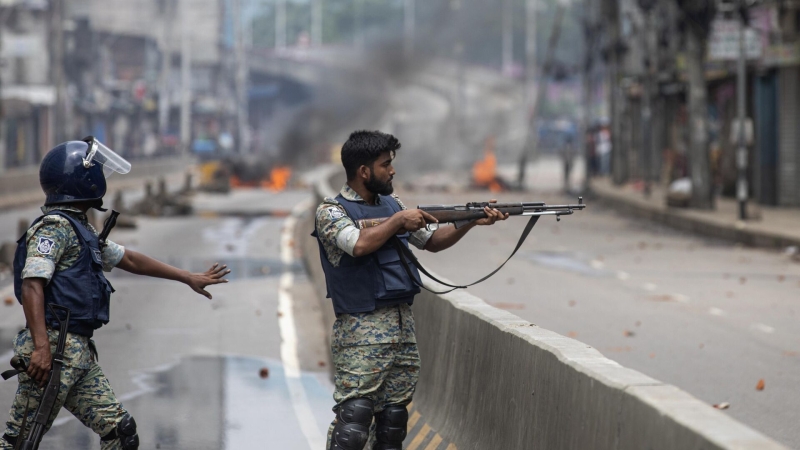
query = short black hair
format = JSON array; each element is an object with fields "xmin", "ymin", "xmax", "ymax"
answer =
[{"xmin": 341, "ymin": 130, "xmax": 401, "ymax": 181}]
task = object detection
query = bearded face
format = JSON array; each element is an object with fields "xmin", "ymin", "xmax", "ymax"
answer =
[{"xmin": 364, "ymin": 170, "xmax": 394, "ymax": 196}]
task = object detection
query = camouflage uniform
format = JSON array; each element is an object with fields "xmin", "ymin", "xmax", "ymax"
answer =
[
  {"xmin": 316, "ymin": 185, "xmax": 432, "ymax": 448},
  {"xmin": 1, "ymin": 206, "xmax": 128, "ymax": 450}
]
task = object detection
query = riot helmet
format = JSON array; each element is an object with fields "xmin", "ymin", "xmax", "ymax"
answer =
[{"xmin": 40, "ymin": 136, "xmax": 131, "ymax": 211}]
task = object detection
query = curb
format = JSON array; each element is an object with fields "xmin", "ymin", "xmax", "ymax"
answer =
[{"xmin": 590, "ymin": 180, "xmax": 800, "ymax": 250}]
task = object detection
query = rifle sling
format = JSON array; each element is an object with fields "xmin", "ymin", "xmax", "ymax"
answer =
[{"xmin": 392, "ymin": 215, "xmax": 541, "ymax": 294}]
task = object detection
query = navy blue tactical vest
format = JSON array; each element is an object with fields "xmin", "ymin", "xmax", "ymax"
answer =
[
  {"xmin": 313, "ymin": 194, "xmax": 422, "ymax": 314},
  {"xmin": 13, "ymin": 211, "xmax": 114, "ymax": 337}
]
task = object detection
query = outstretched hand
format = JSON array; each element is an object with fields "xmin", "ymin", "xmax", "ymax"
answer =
[
  {"xmin": 474, "ymin": 199, "xmax": 509, "ymax": 226},
  {"xmin": 186, "ymin": 263, "xmax": 230, "ymax": 299}
]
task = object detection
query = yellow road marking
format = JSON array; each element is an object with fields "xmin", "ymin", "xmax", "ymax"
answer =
[
  {"xmin": 407, "ymin": 411, "xmax": 421, "ymax": 430},
  {"xmin": 424, "ymin": 434, "xmax": 443, "ymax": 450},
  {"xmin": 446, "ymin": 444, "xmax": 457, "ymax": 450},
  {"xmin": 407, "ymin": 424, "xmax": 431, "ymax": 450}
]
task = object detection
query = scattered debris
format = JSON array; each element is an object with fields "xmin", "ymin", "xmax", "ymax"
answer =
[
  {"xmin": 4, "ymin": 297, "xmax": 14, "ymax": 306},
  {"xmin": 699, "ymin": 343, "xmax": 704, "ymax": 349},
  {"xmin": 131, "ymin": 177, "xmax": 193, "ymax": 217},
  {"xmin": 568, "ymin": 300, "xmax": 576, "ymax": 307},
  {"xmin": 635, "ymin": 321, "xmax": 641, "ymax": 327},
  {"xmin": 713, "ymin": 402, "xmax": 730, "ymax": 410},
  {"xmin": 318, "ymin": 361, "xmax": 327, "ymax": 368},
  {"xmin": 567, "ymin": 331, "xmax": 578, "ymax": 338},
  {"xmin": 649, "ymin": 353, "xmax": 656, "ymax": 359},
  {"xmin": 125, "ymin": 323, "xmax": 132, "ymax": 330},
  {"xmin": 778, "ymin": 275, "xmax": 785, "ymax": 282},
  {"xmin": 255, "ymin": 309, "xmax": 262, "ymax": 317},
  {"xmin": 506, "ymin": 277, "xmax": 515, "ymax": 285},
  {"xmin": 739, "ymin": 277, "xmax": 747, "ymax": 285},
  {"xmin": 259, "ymin": 367, "xmax": 270, "ymax": 379},
  {"xmin": 756, "ymin": 379, "xmax": 765, "ymax": 391},
  {"xmin": 277, "ymin": 311, "xmax": 284, "ymax": 318},
  {"xmin": 623, "ymin": 330, "xmax": 635, "ymax": 337}
]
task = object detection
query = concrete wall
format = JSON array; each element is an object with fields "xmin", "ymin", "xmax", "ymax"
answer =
[{"xmin": 303, "ymin": 165, "xmax": 786, "ymax": 450}]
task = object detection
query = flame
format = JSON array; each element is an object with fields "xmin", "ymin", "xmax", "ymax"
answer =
[
  {"xmin": 472, "ymin": 137, "xmax": 504, "ymax": 193},
  {"xmin": 261, "ymin": 166, "xmax": 292, "ymax": 191}
]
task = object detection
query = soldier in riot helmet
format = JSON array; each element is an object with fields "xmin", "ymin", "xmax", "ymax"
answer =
[
  {"xmin": 1, "ymin": 137, "xmax": 230, "ymax": 450},
  {"xmin": 314, "ymin": 130, "xmax": 508, "ymax": 450}
]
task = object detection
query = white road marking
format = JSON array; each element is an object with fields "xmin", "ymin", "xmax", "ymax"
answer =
[
  {"xmin": 709, "ymin": 307, "xmax": 725, "ymax": 316},
  {"xmin": 52, "ymin": 360, "xmax": 180, "ymax": 428},
  {"xmin": 616, "ymin": 271, "xmax": 630, "ymax": 281},
  {"xmin": 751, "ymin": 323, "xmax": 775, "ymax": 334},
  {"xmin": 278, "ymin": 198, "xmax": 325, "ymax": 450},
  {"xmin": 642, "ymin": 283, "xmax": 657, "ymax": 291},
  {"xmin": 590, "ymin": 260, "xmax": 604, "ymax": 270}
]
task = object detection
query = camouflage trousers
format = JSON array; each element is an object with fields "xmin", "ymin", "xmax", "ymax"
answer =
[
  {"xmin": 326, "ymin": 343, "xmax": 420, "ymax": 449},
  {"xmin": 1, "ymin": 334, "xmax": 128, "ymax": 449}
]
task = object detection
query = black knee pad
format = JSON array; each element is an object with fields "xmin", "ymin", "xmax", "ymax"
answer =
[
  {"xmin": 330, "ymin": 398, "xmax": 374, "ymax": 450},
  {"xmin": 101, "ymin": 413, "xmax": 139, "ymax": 450},
  {"xmin": 374, "ymin": 405, "xmax": 408, "ymax": 449}
]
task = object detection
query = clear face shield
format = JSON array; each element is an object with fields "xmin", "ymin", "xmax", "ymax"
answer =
[{"xmin": 82, "ymin": 137, "xmax": 131, "ymax": 178}]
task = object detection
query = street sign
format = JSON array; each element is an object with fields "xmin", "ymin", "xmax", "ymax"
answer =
[{"xmin": 709, "ymin": 20, "xmax": 762, "ymax": 61}]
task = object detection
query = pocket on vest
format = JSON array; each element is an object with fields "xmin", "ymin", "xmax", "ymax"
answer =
[
  {"xmin": 328, "ymin": 264, "xmax": 376, "ymax": 313},
  {"xmin": 380, "ymin": 262, "xmax": 413, "ymax": 291}
]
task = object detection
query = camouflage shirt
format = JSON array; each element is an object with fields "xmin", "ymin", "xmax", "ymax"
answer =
[
  {"xmin": 315, "ymin": 184, "xmax": 432, "ymax": 267},
  {"xmin": 21, "ymin": 205, "xmax": 125, "ymax": 282},
  {"xmin": 316, "ymin": 185, "xmax": 430, "ymax": 346}
]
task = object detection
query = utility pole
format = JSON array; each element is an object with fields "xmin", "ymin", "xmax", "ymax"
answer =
[
  {"xmin": 312, "ymin": 0, "xmax": 323, "ymax": 47},
  {"xmin": 604, "ymin": 0, "xmax": 625, "ymax": 185},
  {"xmin": 525, "ymin": 0, "xmax": 538, "ymax": 131},
  {"xmin": 580, "ymin": 0, "xmax": 595, "ymax": 194},
  {"xmin": 50, "ymin": 0, "xmax": 67, "ymax": 144},
  {"xmin": 736, "ymin": 0, "xmax": 748, "ymax": 219},
  {"xmin": 276, "ymin": 0, "xmax": 287, "ymax": 50},
  {"xmin": 233, "ymin": 0, "xmax": 250, "ymax": 155},
  {"xmin": 158, "ymin": 0, "xmax": 175, "ymax": 138},
  {"xmin": 180, "ymin": 0, "xmax": 192, "ymax": 155},
  {"xmin": 354, "ymin": 0, "xmax": 364, "ymax": 50},
  {"xmin": 517, "ymin": 4, "xmax": 565, "ymax": 189},
  {"xmin": 638, "ymin": 0, "xmax": 658, "ymax": 197},
  {"xmin": 502, "ymin": 0, "xmax": 513, "ymax": 75},
  {"xmin": 0, "ymin": 7, "xmax": 5, "ymax": 173},
  {"xmin": 404, "ymin": 0, "xmax": 415, "ymax": 58}
]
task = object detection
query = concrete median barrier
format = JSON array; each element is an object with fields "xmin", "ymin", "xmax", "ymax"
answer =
[{"xmin": 302, "ymin": 165, "xmax": 786, "ymax": 450}]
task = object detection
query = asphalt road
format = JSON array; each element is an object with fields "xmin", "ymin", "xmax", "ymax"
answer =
[
  {"xmin": 399, "ymin": 169, "xmax": 800, "ymax": 449},
  {"xmin": 0, "ymin": 189, "xmax": 334, "ymax": 449}
]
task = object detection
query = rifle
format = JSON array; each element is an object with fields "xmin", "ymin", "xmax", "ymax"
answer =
[
  {"xmin": 1, "ymin": 304, "xmax": 71, "ymax": 450},
  {"xmin": 357, "ymin": 198, "xmax": 586, "ymax": 231},
  {"xmin": 369, "ymin": 198, "xmax": 587, "ymax": 294}
]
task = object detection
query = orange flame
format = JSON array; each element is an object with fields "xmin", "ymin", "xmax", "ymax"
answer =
[
  {"xmin": 472, "ymin": 137, "xmax": 504, "ymax": 193},
  {"xmin": 261, "ymin": 166, "xmax": 292, "ymax": 191}
]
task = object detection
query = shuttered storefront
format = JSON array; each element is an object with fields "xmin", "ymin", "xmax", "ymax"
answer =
[{"xmin": 778, "ymin": 66, "xmax": 800, "ymax": 206}]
